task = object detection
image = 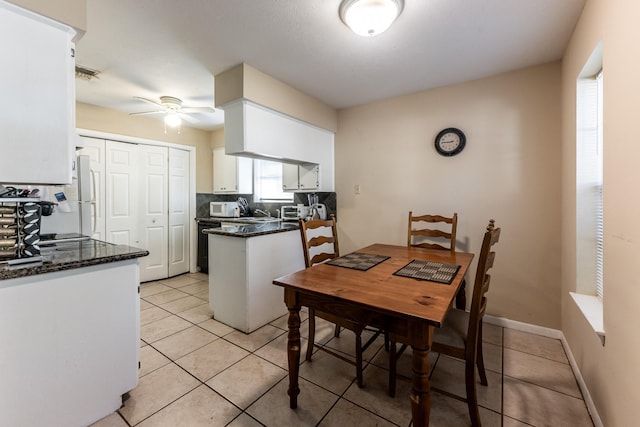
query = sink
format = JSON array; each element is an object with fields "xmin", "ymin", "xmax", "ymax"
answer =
[{"xmin": 235, "ymin": 217, "xmax": 281, "ymax": 223}]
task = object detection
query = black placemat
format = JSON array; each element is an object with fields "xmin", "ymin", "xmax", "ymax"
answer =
[
  {"xmin": 393, "ymin": 260, "xmax": 461, "ymax": 284},
  {"xmin": 326, "ymin": 252, "xmax": 390, "ymax": 271}
]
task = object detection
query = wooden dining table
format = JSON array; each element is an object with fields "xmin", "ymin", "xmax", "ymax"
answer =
[{"xmin": 272, "ymin": 243, "xmax": 474, "ymax": 427}]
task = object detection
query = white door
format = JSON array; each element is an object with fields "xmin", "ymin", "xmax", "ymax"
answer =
[
  {"xmin": 105, "ymin": 141, "xmax": 139, "ymax": 246},
  {"xmin": 138, "ymin": 145, "xmax": 169, "ymax": 282},
  {"xmin": 78, "ymin": 137, "xmax": 106, "ymax": 240},
  {"xmin": 168, "ymin": 148, "xmax": 190, "ymax": 277}
]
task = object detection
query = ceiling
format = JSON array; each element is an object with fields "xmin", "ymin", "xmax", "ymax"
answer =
[{"xmin": 75, "ymin": 0, "xmax": 586, "ymax": 131}]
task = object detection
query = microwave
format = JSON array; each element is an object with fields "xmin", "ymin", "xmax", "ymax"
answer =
[{"xmin": 210, "ymin": 202, "xmax": 240, "ymax": 218}]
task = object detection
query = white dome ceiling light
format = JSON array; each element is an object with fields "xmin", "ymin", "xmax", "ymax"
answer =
[{"xmin": 339, "ymin": 0, "xmax": 404, "ymax": 37}]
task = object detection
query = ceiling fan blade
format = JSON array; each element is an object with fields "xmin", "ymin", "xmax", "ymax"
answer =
[
  {"xmin": 181, "ymin": 106, "xmax": 216, "ymax": 114},
  {"xmin": 129, "ymin": 110, "xmax": 165, "ymax": 116},
  {"xmin": 178, "ymin": 113, "xmax": 198, "ymax": 124},
  {"xmin": 133, "ymin": 96, "xmax": 164, "ymax": 108}
]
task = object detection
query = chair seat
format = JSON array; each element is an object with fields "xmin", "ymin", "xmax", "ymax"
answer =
[{"xmin": 433, "ymin": 308, "xmax": 468, "ymax": 348}]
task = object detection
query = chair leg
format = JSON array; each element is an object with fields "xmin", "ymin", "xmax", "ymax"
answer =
[
  {"xmin": 465, "ymin": 359, "xmax": 482, "ymax": 427},
  {"xmin": 476, "ymin": 321, "xmax": 488, "ymax": 386},
  {"xmin": 355, "ymin": 331, "xmax": 363, "ymax": 388},
  {"xmin": 388, "ymin": 340, "xmax": 397, "ymax": 397},
  {"xmin": 384, "ymin": 331, "xmax": 389, "ymax": 351},
  {"xmin": 306, "ymin": 309, "xmax": 316, "ymax": 362},
  {"xmin": 455, "ymin": 278, "xmax": 467, "ymax": 309},
  {"xmin": 334, "ymin": 324, "xmax": 341, "ymax": 337}
]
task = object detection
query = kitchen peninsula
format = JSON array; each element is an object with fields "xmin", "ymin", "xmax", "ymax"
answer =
[
  {"xmin": 0, "ymin": 239, "xmax": 148, "ymax": 427},
  {"xmin": 204, "ymin": 221, "xmax": 305, "ymax": 332}
]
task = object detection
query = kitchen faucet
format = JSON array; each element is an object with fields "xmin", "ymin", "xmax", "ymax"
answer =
[{"xmin": 254, "ymin": 208, "xmax": 271, "ymax": 217}]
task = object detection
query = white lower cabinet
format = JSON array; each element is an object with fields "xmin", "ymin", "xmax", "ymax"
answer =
[
  {"xmin": 0, "ymin": 260, "xmax": 140, "ymax": 427},
  {"xmin": 213, "ymin": 147, "xmax": 253, "ymax": 194},
  {"xmin": 208, "ymin": 230, "xmax": 305, "ymax": 332}
]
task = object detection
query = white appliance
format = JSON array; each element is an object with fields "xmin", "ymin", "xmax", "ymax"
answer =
[
  {"xmin": 210, "ymin": 201, "xmax": 240, "ymax": 218},
  {"xmin": 38, "ymin": 155, "xmax": 94, "ymax": 237},
  {"xmin": 281, "ymin": 205, "xmax": 310, "ymax": 221}
]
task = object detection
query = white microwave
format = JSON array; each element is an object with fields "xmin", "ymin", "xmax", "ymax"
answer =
[{"xmin": 210, "ymin": 202, "xmax": 240, "ymax": 218}]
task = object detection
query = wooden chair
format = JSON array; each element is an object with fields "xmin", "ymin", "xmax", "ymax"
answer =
[
  {"xmin": 390, "ymin": 220, "xmax": 501, "ymax": 427},
  {"xmin": 298, "ymin": 215, "xmax": 379, "ymax": 387},
  {"xmin": 408, "ymin": 211, "xmax": 466, "ymax": 309}
]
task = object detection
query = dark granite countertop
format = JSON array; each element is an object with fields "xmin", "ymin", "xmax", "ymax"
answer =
[
  {"xmin": 195, "ymin": 217, "xmax": 223, "ymax": 223},
  {"xmin": 203, "ymin": 221, "xmax": 299, "ymax": 238},
  {"xmin": 0, "ymin": 239, "xmax": 149, "ymax": 281}
]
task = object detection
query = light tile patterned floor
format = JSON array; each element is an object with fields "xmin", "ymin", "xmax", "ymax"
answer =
[{"xmin": 91, "ymin": 273, "xmax": 594, "ymax": 427}]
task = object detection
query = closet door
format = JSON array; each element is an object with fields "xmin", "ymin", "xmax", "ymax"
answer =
[
  {"xmin": 138, "ymin": 145, "xmax": 169, "ymax": 282},
  {"xmin": 105, "ymin": 141, "xmax": 139, "ymax": 246},
  {"xmin": 168, "ymin": 148, "xmax": 190, "ymax": 277}
]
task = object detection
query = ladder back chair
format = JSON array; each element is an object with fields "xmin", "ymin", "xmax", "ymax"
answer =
[
  {"xmin": 298, "ymin": 215, "xmax": 378, "ymax": 388},
  {"xmin": 390, "ymin": 219, "xmax": 501, "ymax": 427},
  {"xmin": 408, "ymin": 211, "xmax": 466, "ymax": 309}
]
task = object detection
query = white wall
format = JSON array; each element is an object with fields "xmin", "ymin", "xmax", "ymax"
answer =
[
  {"xmin": 561, "ymin": 0, "xmax": 640, "ymax": 425},
  {"xmin": 336, "ymin": 62, "xmax": 562, "ymax": 328}
]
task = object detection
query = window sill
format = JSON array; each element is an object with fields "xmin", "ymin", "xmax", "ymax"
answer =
[{"xmin": 570, "ymin": 292, "xmax": 605, "ymax": 345}]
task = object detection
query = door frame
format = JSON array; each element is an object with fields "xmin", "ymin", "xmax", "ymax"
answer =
[{"xmin": 77, "ymin": 128, "xmax": 198, "ymax": 274}]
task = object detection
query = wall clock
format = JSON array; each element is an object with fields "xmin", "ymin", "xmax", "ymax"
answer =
[{"xmin": 434, "ymin": 127, "xmax": 466, "ymax": 157}]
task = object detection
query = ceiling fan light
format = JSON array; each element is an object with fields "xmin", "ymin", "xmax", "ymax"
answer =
[
  {"xmin": 164, "ymin": 112, "xmax": 181, "ymax": 127},
  {"xmin": 339, "ymin": 0, "xmax": 403, "ymax": 37}
]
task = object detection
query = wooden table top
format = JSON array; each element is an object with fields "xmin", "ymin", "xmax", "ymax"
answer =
[{"xmin": 273, "ymin": 243, "xmax": 474, "ymax": 327}]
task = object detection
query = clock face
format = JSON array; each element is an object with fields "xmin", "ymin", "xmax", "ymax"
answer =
[{"xmin": 435, "ymin": 128, "xmax": 466, "ymax": 156}]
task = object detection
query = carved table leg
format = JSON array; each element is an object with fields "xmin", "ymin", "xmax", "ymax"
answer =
[
  {"xmin": 286, "ymin": 302, "xmax": 301, "ymax": 409},
  {"xmin": 411, "ymin": 345, "xmax": 432, "ymax": 427}
]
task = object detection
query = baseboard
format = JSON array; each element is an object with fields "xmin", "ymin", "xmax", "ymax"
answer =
[{"xmin": 483, "ymin": 314, "xmax": 604, "ymax": 427}]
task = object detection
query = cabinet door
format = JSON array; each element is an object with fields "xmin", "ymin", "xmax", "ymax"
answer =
[
  {"xmin": 0, "ymin": 3, "xmax": 75, "ymax": 184},
  {"xmin": 282, "ymin": 163, "xmax": 299, "ymax": 191},
  {"xmin": 213, "ymin": 147, "xmax": 238, "ymax": 193},
  {"xmin": 299, "ymin": 164, "xmax": 319, "ymax": 190}
]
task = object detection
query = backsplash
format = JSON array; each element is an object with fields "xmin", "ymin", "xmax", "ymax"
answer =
[{"xmin": 195, "ymin": 192, "xmax": 337, "ymax": 219}]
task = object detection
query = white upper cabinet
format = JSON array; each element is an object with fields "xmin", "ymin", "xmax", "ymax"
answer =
[
  {"xmin": 213, "ymin": 147, "xmax": 252, "ymax": 194},
  {"xmin": 282, "ymin": 163, "xmax": 319, "ymax": 192},
  {"xmin": 0, "ymin": 1, "xmax": 76, "ymax": 184},
  {"xmin": 223, "ymin": 99, "xmax": 335, "ymax": 191}
]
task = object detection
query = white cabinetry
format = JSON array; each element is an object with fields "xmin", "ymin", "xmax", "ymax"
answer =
[
  {"xmin": 0, "ymin": 1, "xmax": 76, "ymax": 184},
  {"xmin": 0, "ymin": 260, "xmax": 140, "ymax": 427},
  {"xmin": 213, "ymin": 147, "xmax": 252, "ymax": 194},
  {"xmin": 282, "ymin": 163, "xmax": 319, "ymax": 191}
]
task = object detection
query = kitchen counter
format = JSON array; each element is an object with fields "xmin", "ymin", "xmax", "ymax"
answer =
[
  {"xmin": 0, "ymin": 239, "xmax": 149, "ymax": 281},
  {"xmin": 203, "ymin": 220, "xmax": 299, "ymax": 238}
]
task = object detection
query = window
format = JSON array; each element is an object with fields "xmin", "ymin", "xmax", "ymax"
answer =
[
  {"xmin": 253, "ymin": 159, "xmax": 293, "ymax": 202},
  {"xmin": 576, "ymin": 70, "xmax": 603, "ymax": 299},
  {"xmin": 572, "ymin": 44, "xmax": 605, "ymax": 344}
]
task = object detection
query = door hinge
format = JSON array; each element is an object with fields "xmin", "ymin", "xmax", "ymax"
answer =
[
  {"xmin": 71, "ymin": 47, "xmax": 75, "ymax": 58},
  {"xmin": 138, "ymin": 361, "xmax": 141, "ymax": 369},
  {"xmin": 138, "ymin": 286, "xmax": 140, "ymax": 294}
]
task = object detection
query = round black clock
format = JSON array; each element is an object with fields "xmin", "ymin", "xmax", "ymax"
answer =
[{"xmin": 434, "ymin": 128, "xmax": 466, "ymax": 157}]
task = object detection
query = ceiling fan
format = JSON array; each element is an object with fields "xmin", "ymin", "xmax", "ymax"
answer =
[{"xmin": 129, "ymin": 96, "xmax": 216, "ymax": 127}]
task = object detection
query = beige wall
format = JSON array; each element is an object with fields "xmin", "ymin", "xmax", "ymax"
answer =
[
  {"xmin": 9, "ymin": 0, "xmax": 86, "ymax": 34},
  {"xmin": 76, "ymin": 102, "xmax": 214, "ymax": 193},
  {"xmin": 336, "ymin": 62, "xmax": 562, "ymax": 328},
  {"xmin": 561, "ymin": 0, "xmax": 640, "ymax": 425}
]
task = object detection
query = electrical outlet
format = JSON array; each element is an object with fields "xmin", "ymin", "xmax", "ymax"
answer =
[{"xmin": 354, "ymin": 184, "xmax": 360, "ymax": 194}]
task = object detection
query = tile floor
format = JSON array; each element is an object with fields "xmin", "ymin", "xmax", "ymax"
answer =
[{"xmin": 91, "ymin": 273, "xmax": 594, "ymax": 427}]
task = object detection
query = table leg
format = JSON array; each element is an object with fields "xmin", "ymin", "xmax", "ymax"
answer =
[
  {"xmin": 286, "ymin": 305, "xmax": 301, "ymax": 409},
  {"xmin": 410, "ymin": 345, "xmax": 432, "ymax": 427}
]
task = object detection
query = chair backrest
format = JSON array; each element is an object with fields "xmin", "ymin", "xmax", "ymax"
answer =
[
  {"xmin": 407, "ymin": 211, "xmax": 458, "ymax": 254},
  {"xmin": 466, "ymin": 219, "xmax": 501, "ymax": 357},
  {"xmin": 298, "ymin": 215, "xmax": 340, "ymax": 268}
]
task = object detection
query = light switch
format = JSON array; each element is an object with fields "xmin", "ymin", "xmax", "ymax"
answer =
[{"xmin": 354, "ymin": 184, "xmax": 360, "ymax": 194}]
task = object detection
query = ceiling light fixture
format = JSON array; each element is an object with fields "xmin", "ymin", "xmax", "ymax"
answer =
[
  {"xmin": 339, "ymin": 0, "xmax": 404, "ymax": 37},
  {"xmin": 164, "ymin": 112, "xmax": 181, "ymax": 128}
]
